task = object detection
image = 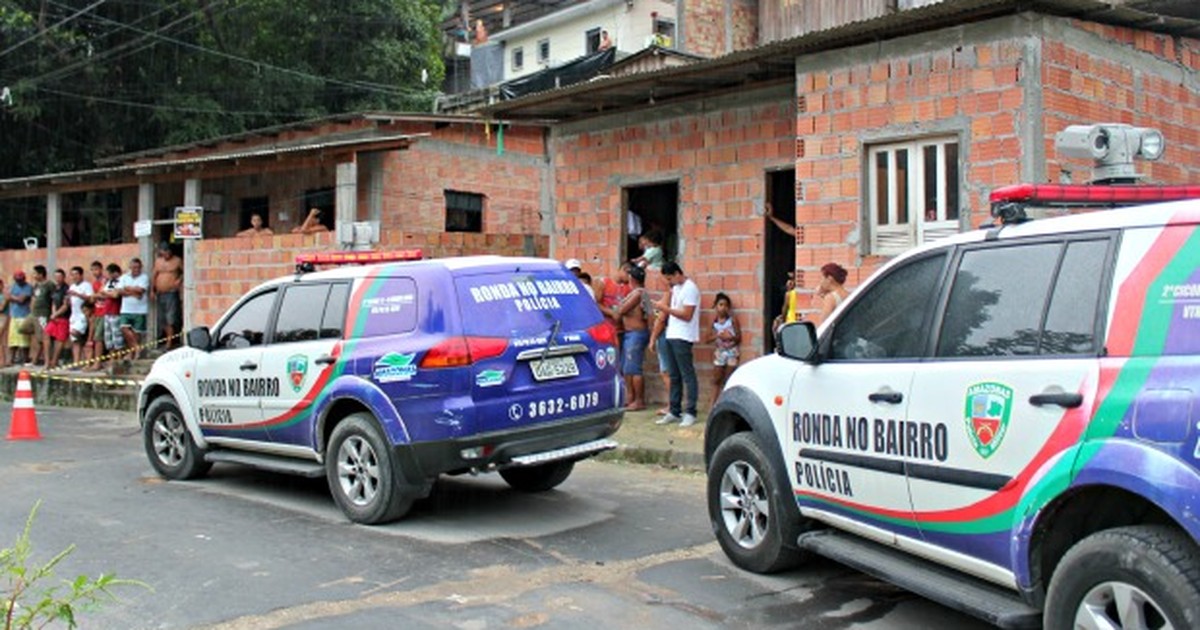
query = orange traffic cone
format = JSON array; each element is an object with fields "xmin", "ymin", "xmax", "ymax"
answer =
[{"xmin": 7, "ymin": 370, "xmax": 41, "ymax": 441}]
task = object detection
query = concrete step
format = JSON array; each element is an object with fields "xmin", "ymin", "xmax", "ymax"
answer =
[{"xmin": 0, "ymin": 368, "xmax": 138, "ymax": 412}]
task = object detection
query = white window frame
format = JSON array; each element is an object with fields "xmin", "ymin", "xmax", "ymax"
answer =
[
  {"xmin": 537, "ymin": 38, "xmax": 550, "ymax": 64},
  {"xmin": 512, "ymin": 46, "xmax": 524, "ymax": 72},
  {"xmin": 867, "ymin": 137, "xmax": 961, "ymax": 256}
]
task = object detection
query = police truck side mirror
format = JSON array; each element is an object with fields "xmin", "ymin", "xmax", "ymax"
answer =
[
  {"xmin": 187, "ymin": 327, "xmax": 212, "ymax": 352},
  {"xmin": 777, "ymin": 322, "xmax": 818, "ymax": 362}
]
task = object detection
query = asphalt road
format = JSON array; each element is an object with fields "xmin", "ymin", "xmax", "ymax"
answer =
[{"xmin": 0, "ymin": 406, "xmax": 992, "ymax": 629}]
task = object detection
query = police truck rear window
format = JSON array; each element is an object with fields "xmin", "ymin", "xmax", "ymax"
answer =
[{"xmin": 455, "ymin": 271, "xmax": 602, "ymax": 337}]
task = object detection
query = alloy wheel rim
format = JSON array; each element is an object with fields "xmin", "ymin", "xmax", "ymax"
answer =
[
  {"xmin": 152, "ymin": 411, "xmax": 186, "ymax": 467},
  {"xmin": 337, "ymin": 436, "xmax": 380, "ymax": 507},
  {"xmin": 719, "ymin": 460, "xmax": 770, "ymax": 549},
  {"xmin": 1075, "ymin": 581, "xmax": 1172, "ymax": 630}
]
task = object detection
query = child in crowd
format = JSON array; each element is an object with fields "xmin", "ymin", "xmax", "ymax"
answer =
[
  {"xmin": 632, "ymin": 230, "xmax": 664, "ymax": 271},
  {"xmin": 704, "ymin": 292, "xmax": 740, "ymax": 408}
]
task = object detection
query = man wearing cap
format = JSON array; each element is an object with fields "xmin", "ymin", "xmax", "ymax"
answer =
[
  {"xmin": 152, "ymin": 242, "xmax": 183, "ymax": 351},
  {"xmin": 7, "ymin": 271, "xmax": 32, "ymax": 365},
  {"xmin": 564, "ymin": 259, "xmax": 595, "ymax": 300}
]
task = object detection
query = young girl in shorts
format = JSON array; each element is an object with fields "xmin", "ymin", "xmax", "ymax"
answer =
[{"xmin": 705, "ymin": 292, "xmax": 740, "ymax": 407}]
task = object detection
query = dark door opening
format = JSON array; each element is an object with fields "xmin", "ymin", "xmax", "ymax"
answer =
[
  {"xmin": 623, "ymin": 182, "xmax": 679, "ymax": 267},
  {"xmin": 303, "ymin": 188, "xmax": 336, "ymax": 231},
  {"xmin": 240, "ymin": 196, "xmax": 270, "ymax": 233},
  {"xmin": 764, "ymin": 169, "xmax": 796, "ymax": 352}
]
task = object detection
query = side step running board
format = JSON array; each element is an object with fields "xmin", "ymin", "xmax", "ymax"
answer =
[
  {"xmin": 205, "ymin": 450, "xmax": 325, "ymax": 478},
  {"xmin": 797, "ymin": 530, "xmax": 1041, "ymax": 629}
]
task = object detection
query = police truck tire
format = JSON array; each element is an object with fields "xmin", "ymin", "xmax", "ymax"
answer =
[
  {"xmin": 326, "ymin": 414, "xmax": 414, "ymax": 525},
  {"xmin": 1044, "ymin": 525, "xmax": 1200, "ymax": 630},
  {"xmin": 708, "ymin": 432, "xmax": 806, "ymax": 574},
  {"xmin": 499, "ymin": 460, "xmax": 575, "ymax": 492},
  {"xmin": 144, "ymin": 396, "xmax": 211, "ymax": 480}
]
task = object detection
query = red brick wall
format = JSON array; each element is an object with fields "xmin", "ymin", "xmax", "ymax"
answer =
[
  {"xmin": 375, "ymin": 122, "xmax": 545, "ymax": 236},
  {"xmin": 553, "ymin": 91, "xmax": 795, "ymax": 384},
  {"xmin": 0, "ymin": 243, "xmax": 140, "ymax": 281},
  {"xmin": 682, "ymin": 0, "xmax": 762, "ymax": 56},
  {"xmin": 191, "ymin": 231, "xmax": 549, "ymax": 327},
  {"xmin": 731, "ymin": 0, "xmax": 759, "ymax": 51},
  {"xmin": 1042, "ymin": 22, "xmax": 1200, "ymax": 184},
  {"xmin": 794, "ymin": 19, "xmax": 1200, "ymax": 308},
  {"xmin": 795, "ymin": 39, "xmax": 1028, "ymax": 291}
]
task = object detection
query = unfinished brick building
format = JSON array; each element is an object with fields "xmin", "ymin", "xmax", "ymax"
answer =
[{"xmin": 483, "ymin": 0, "xmax": 1200, "ymax": 408}]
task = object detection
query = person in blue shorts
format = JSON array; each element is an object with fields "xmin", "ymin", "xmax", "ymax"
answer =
[{"xmin": 611, "ymin": 264, "xmax": 651, "ymax": 410}]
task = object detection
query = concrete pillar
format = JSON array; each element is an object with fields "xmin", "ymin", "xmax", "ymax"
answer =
[
  {"xmin": 46, "ymin": 193, "xmax": 61, "ymax": 272},
  {"xmin": 363, "ymin": 152, "xmax": 384, "ymax": 227},
  {"xmin": 137, "ymin": 184, "xmax": 154, "ymax": 271},
  {"xmin": 335, "ymin": 161, "xmax": 358, "ymax": 250},
  {"xmin": 182, "ymin": 179, "xmax": 201, "ymax": 333},
  {"xmin": 139, "ymin": 184, "xmax": 157, "ymax": 344}
]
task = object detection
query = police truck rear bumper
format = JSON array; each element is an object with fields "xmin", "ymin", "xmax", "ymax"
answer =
[{"xmin": 398, "ymin": 408, "xmax": 624, "ymax": 479}]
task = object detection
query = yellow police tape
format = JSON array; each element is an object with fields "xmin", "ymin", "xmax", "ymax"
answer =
[{"xmin": 26, "ymin": 332, "xmax": 183, "ymax": 388}]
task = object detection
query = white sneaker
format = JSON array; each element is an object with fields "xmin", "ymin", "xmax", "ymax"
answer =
[
  {"xmin": 680, "ymin": 413, "xmax": 697, "ymax": 427},
  {"xmin": 655, "ymin": 413, "xmax": 681, "ymax": 425}
]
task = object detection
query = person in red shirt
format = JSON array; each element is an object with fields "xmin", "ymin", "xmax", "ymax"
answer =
[{"xmin": 86, "ymin": 261, "xmax": 107, "ymax": 363}]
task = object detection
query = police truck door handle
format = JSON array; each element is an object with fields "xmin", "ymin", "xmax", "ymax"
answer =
[
  {"xmin": 1029, "ymin": 392, "xmax": 1083, "ymax": 408},
  {"xmin": 240, "ymin": 361, "xmax": 258, "ymax": 371},
  {"xmin": 868, "ymin": 391, "xmax": 903, "ymax": 404},
  {"xmin": 315, "ymin": 355, "xmax": 336, "ymax": 365}
]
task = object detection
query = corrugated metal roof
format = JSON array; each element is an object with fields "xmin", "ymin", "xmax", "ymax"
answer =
[
  {"xmin": 0, "ymin": 132, "xmax": 423, "ymax": 195},
  {"xmin": 96, "ymin": 111, "xmax": 523, "ymax": 166},
  {"xmin": 479, "ymin": 0, "xmax": 1200, "ymax": 121}
]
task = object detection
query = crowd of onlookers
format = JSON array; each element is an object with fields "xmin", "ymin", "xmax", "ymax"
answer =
[
  {"xmin": 0, "ymin": 242, "xmax": 185, "ymax": 373},
  {"xmin": 569, "ymin": 228, "xmax": 849, "ymax": 428}
]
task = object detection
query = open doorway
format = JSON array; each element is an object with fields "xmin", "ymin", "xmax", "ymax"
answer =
[
  {"xmin": 622, "ymin": 182, "xmax": 679, "ymax": 267},
  {"xmin": 763, "ymin": 169, "xmax": 796, "ymax": 352}
]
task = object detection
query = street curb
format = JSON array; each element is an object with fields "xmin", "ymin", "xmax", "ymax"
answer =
[{"xmin": 597, "ymin": 444, "xmax": 706, "ymax": 472}]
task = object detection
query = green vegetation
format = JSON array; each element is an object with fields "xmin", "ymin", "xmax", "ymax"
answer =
[
  {"xmin": 0, "ymin": 0, "xmax": 448, "ymax": 177},
  {"xmin": 2, "ymin": 502, "xmax": 145, "ymax": 630}
]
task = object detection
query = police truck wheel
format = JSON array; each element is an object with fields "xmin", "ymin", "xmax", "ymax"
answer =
[
  {"xmin": 326, "ymin": 414, "xmax": 413, "ymax": 524},
  {"xmin": 708, "ymin": 432, "xmax": 806, "ymax": 574},
  {"xmin": 144, "ymin": 396, "xmax": 211, "ymax": 480},
  {"xmin": 1044, "ymin": 525, "xmax": 1200, "ymax": 630},
  {"xmin": 499, "ymin": 460, "xmax": 575, "ymax": 492}
]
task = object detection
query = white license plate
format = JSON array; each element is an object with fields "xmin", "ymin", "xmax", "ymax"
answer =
[{"xmin": 529, "ymin": 356, "xmax": 579, "ymax": 381}]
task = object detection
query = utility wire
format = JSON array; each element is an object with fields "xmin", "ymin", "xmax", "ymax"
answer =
[
  {"xmin": 0, "ymin": 0, "xmax": 107, "ymax": 58},
  {"xmin": 36, "ymin": 0, "xmax": 426, "ymax": 98},
  {"xmin": 36, "ymin": 85, "xmax": 316, "ymax": 117}
]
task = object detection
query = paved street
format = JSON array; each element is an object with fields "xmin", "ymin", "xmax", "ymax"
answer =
[{"xmin": 1, "ymin": 406, "xmax": 990, "ymax": 629}]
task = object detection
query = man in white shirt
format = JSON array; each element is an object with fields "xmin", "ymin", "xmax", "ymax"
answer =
[
  {"xmin": 65, "ymin": 266, "xmax": 94, "ymax": 365},
  {"xmin": 118, "ymin": 257, "xmax": 150, "ymax": 358},
  {"xmin": 653, "ymin": 261, "xmax": 701, "ymax": 427}
]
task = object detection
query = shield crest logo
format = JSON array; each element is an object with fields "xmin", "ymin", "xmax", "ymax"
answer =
[
  {"xmin": 287, "ymin": 354, "xmax": 309, "ymax": 393},
  {"xmin": 963, "ymin": 382, "xmax": 1013, "ymax": 459}
]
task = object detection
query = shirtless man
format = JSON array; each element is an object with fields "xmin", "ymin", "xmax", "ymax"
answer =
[
  {"xmin": 152, "ymin": 242, "xmax": 183, "ymax": 350},
  {"xmin": 292, "ymin": 208, "xmax": 328, "ymax": 234},
  {"xmin": 610, "ymin": 264, "xmax": 650, "ymax": 410},
  {"xmin": 237, "ymin": 213, "xmax": 273, "ymax": 237}
]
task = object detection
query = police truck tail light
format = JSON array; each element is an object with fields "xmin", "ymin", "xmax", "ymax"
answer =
[
  {"xmin": 587, "ymin": 321, "xmax": 618, "ymax": 346},
  {"xmin": 420, "ymin": 337, "xmax": 508, "ymax": 368}
]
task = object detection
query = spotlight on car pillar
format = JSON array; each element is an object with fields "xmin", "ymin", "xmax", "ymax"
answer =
[{"xmin": 1055, "ymin": 124, "xmax": 1165, "ymax": 184}]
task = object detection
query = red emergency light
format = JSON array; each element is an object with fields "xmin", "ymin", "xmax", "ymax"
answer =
[
  {"xmin": 295, "ymin": 249, "xmax": 424, "ymax": 268},
  {"xmin": 991, "ymin": 184, "xmax": 1200, "ymax": 206}
]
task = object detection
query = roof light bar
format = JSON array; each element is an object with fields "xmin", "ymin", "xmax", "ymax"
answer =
[
  {"xmin": 990, "ymin": 184, "xmax": 1200, "ymax": 206},
  {"xmin": 296, "ymin": 250, "xmax": 424, "ymax": 267}
]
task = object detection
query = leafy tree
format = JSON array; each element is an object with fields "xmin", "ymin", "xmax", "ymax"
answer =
[{"xmin": 0, "ymin": 0, "xmax": 446, "ymax": 178}]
